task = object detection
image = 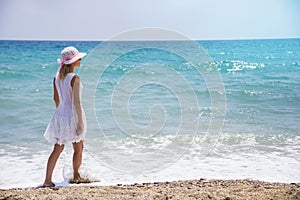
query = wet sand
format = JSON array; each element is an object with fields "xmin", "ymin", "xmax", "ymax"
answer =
[{"xmin": 1, "ymin": 179, "xmax": 299, "ymax": 200}]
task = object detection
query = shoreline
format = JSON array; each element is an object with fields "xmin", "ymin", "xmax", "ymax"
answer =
[{"xmin": 1, "ymin": 179, "xmax": 299, "ymax": 200}]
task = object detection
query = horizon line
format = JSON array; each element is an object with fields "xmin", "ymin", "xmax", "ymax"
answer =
[{"xmin": 0, "ymin": 36, "xmax": 300, "ymax": 42}]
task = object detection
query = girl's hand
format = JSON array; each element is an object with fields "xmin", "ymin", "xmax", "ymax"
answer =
[{"xmin": 76, "ymin": 122, "xmax": 84, "ymax": 135}]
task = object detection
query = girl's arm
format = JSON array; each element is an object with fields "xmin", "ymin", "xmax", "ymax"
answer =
[
  {"xmin": 53, "ymin": 78, "xmax": 59, "ymax": 108},
  {"xmin": 72, "ymin": 75, "xmax": 84, "ymax": 135}
]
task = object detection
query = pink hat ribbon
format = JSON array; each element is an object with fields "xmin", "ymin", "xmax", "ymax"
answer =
[{"xmin": 57, "ymin": 58, "xmax": 65, "ymax": 66}]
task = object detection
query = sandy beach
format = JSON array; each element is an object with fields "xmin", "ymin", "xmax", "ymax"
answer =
[{"xmin": 1, "ymin": 179, "xmax": 299, "ymax": 200}]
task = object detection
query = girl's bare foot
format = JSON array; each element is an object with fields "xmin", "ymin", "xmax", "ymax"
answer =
[
  {"xmin": 69, "ymin": 176, "xmax": 91, "ymax": 184},
  {"xmin": 42, "ymin": 182, "xmax": 55, "ymax": 187}
]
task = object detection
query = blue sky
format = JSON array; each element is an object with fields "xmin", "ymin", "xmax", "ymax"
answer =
[{"xmin": 0, "ymin": 0, "xmax": 299, "ymax": 40}]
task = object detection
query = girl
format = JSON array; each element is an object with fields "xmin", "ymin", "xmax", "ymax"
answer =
[{"xmin": 43, "ymin": 46, "xmax": 88, "ymax": 187}]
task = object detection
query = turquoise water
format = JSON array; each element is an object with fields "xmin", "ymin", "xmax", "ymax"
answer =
[{"xmin": 0, "ymin": 39, "xmax": 299, "ymax": 188}]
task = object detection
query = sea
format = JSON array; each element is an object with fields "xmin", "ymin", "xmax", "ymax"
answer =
[{"xmin": 0, "ymin": 38, "xmax": 299, "ymax": 189}]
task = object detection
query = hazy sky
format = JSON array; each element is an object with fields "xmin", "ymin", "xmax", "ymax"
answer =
[{"xmin": 0, "ymin": 0, "xmax": 299, "ymax": 40}]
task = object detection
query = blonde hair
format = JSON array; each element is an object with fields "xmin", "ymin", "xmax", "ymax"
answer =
[{"xmin": 58, "ymin": 64, "xmax": 71, "ymax": 80}]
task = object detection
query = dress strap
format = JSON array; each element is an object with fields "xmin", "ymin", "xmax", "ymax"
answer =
[{"xmin": 65, "ymin": 73, "xmax": 76, "ymax": 84}]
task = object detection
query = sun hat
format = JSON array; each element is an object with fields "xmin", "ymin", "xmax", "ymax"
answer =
[{"xmin": 57, "ymin": 46, "xmax": 86, "ymax": 65}]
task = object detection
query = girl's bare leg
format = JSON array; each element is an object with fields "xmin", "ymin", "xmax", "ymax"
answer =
[
  {"xmin": 43, "ymin": 144, "xmax": 64, "ymax": 187},
  {"xmin": 72, "ymin": 140, "xmax": 83, "ymax": 179}
]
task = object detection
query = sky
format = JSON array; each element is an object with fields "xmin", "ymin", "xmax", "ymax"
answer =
[{"xmin": 0, "ymin": 0, "xmax": 299, "ymax": 41}]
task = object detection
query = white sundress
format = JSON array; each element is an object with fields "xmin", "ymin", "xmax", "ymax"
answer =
[{"xmin": 44, "ymin": 73, "xmax": 86, "ymax": 145}]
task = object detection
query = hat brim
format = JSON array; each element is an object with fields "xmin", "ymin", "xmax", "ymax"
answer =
[{"xmin": 64, "ymin": 52, "xmax": 87, "ymax": 65}]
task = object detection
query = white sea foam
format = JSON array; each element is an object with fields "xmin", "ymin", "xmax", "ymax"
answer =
[{"xmin": 1, "ymin": 134, "xmax": 299, "ymax": 189}]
